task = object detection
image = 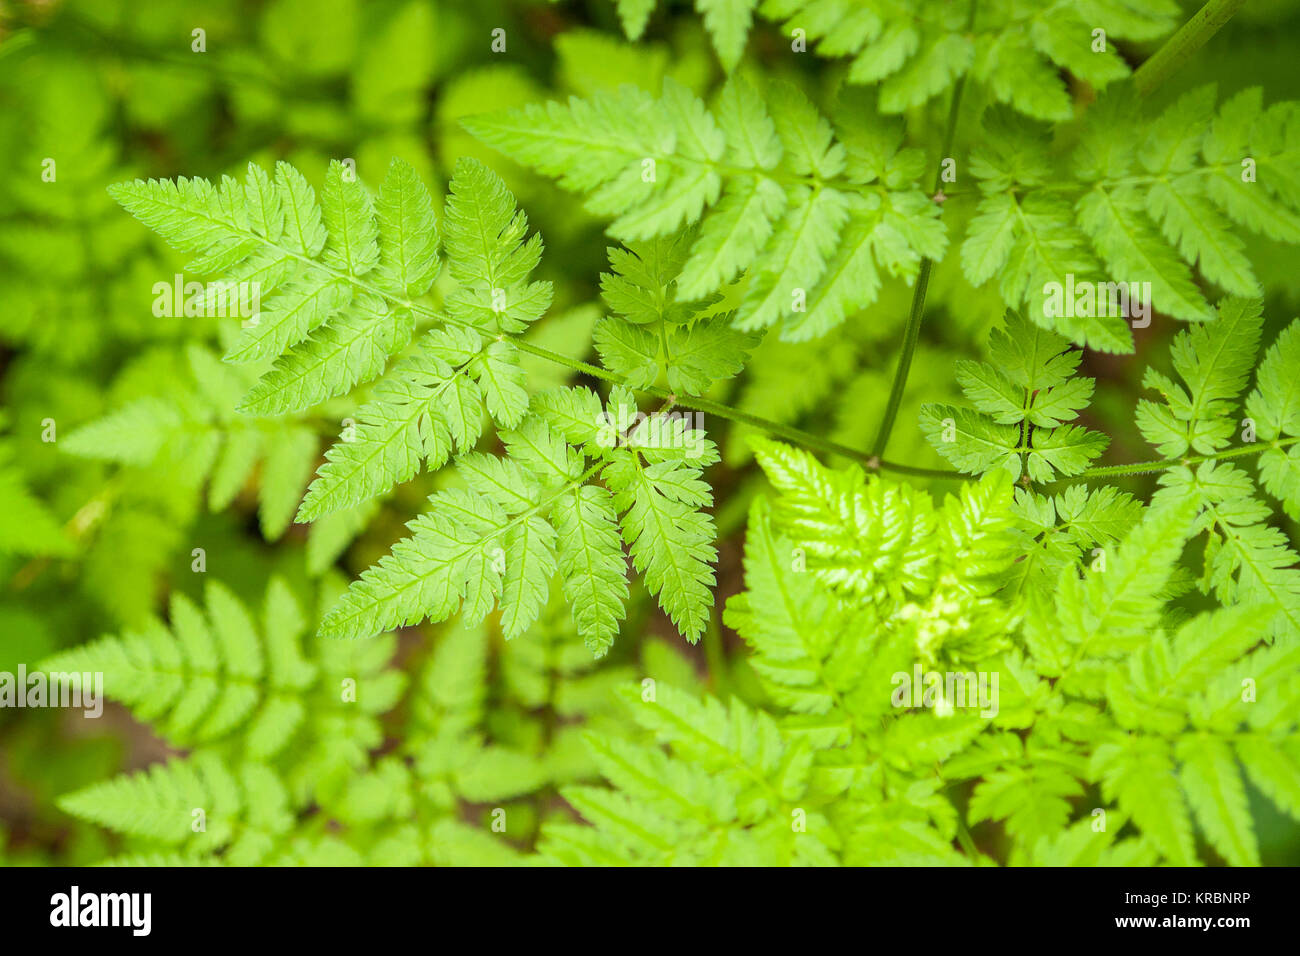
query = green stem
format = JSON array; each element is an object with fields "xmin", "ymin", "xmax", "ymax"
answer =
[
  {"xmin": 1133, "ymin": 0, "xmax": 1247, "ymax": 98},
  {"xmin": 870, "ymin": 0, "xmax": 976, "ymax": 458},
  {"xmin": 871, "ymin": 259, "xmax": 932, "ymax": 458},
  {"xmin": 955, "ymin": 817, "xmax": 980, "ymax": 859},
  {"xmin": 1059, "ymin": 436, "xmax": 1300, "ymax": 482},
  {"xmin": 514, "ymin": 341, "xmax": 960, "ymax": 479}
]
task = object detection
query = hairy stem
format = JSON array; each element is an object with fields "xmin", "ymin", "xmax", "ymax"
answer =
[
  {"xmin": 1133, "ymin": 0, "xmax": 1247, "ymax": 98},
  {"xmin": 1058, "ymin": 436, "xmax": 1300, "ymax": 482}
]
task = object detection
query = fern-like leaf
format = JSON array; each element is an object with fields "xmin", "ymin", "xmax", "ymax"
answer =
[{"xmin": 465, "ymin": 77, "xmax": 944, "ymax": 340}]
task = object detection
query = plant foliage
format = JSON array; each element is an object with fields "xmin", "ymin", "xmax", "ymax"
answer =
[{"xmin": 3, "ymin": 0, "xmax": 1298, "ymax": 870}]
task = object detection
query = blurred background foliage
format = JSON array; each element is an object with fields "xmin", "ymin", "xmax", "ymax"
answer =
[{"xmin": 0, "ymin": 0, "xmax": 1298, "ymax": 864}]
